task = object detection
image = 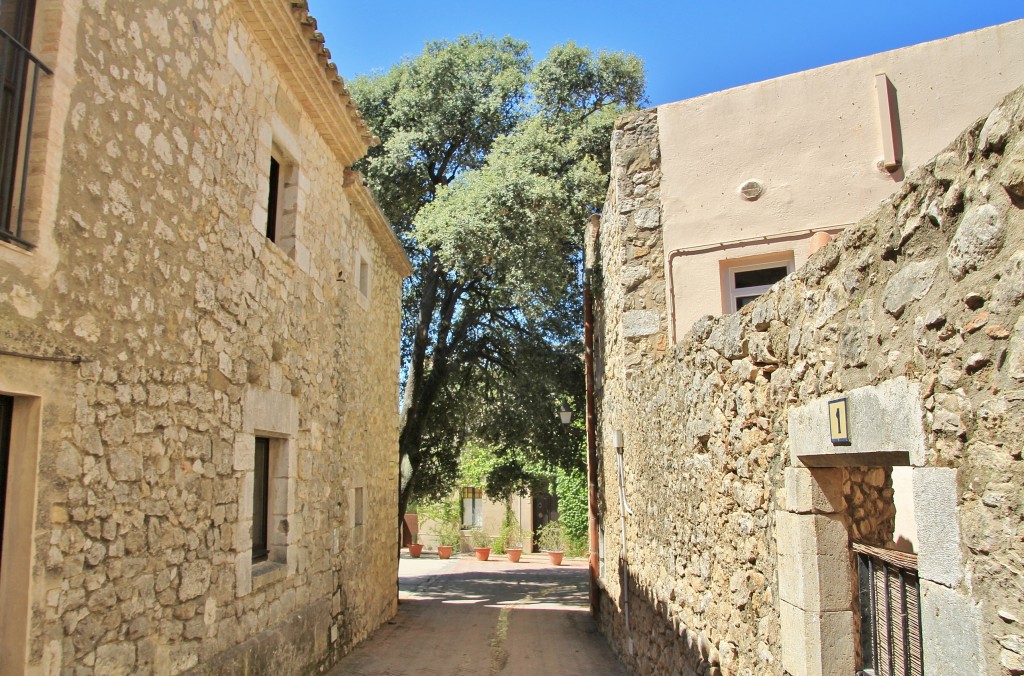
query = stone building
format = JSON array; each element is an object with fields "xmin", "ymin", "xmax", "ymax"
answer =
[
  {"xmin": 0, "ymin": 0, "xmax": 410, "ymax": 673},
  {"xmin": 591, "ymin": 25, "xmax": 1024, "ymax": 676}
]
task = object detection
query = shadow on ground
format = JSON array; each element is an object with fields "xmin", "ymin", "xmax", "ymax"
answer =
[{"xmin": 329, "ymin": 558, "xmax": 625, "ymax": 675}]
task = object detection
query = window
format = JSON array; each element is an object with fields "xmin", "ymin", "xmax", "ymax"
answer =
[
  {"xmin": 854, "ymin": 542, "xmax": 924, "ymax": 676},
  {"xmin": 353, "ymin": 486, "xmax": 364, "ymax": 527},
  {"xmin": 1, "ymin": 0, "xmax": 50, "ymax": 247},
  {"xmin": 252, "ymin": 436, "xmax": 270, "ymax": 563},
  {"xmin": 358, "ymin": 256, "xmax": 370, "ymax": 298},
  {"xmin": 355, "ymin": 242, "xmax": 372, "ymax": 307},
  {"xmin": 237, "ymin": 387, "xmax": 297, "ymax": 595},
  {"xmin": 349, "ymin": 485, "xmax": 366, "ymax": 544},
  {"xmin": 462, "ymin": 487, "xmax": 483, "ymax": 529},
  {"xmin": 724, "ymin": 255, "xmax": 794, "ymax": 312},
  {"xmin": 265, "ymin": 157, "xmax": 280, "ymax": 242},
  {"xmin": 0, "ymin": 395, "xmax": 12, "ymax": 574},
  {"xmin": 263, "ymin": 144, "xmax": 299, "ymax": 253}
]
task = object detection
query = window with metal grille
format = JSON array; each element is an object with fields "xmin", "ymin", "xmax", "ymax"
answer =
[
  {"xmin": 854, "ymin": 541, "xmax": 923, "ymax": 676},
  {"xmin": 1, "ymin": 0, "xmax": 50, "ymax": 248}
]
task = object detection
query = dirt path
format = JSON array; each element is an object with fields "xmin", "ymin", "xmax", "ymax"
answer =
[{"xmin": 329, "ymin": 552, "xmax": 626, "ymax": 675}]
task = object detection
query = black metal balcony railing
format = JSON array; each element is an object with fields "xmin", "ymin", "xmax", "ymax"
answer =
[{"xmin": 0, "ymin": 27, "xmax": 51, "ymax": 248}]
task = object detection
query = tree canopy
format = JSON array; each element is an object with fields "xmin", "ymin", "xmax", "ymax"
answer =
[{"xmin": 349, "ymin": 35, "xmax": 645, "ymax": 517}]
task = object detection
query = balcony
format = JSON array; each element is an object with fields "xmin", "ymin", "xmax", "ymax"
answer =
[{"xmin": 0, "ymin": 27, "xmax": 51, "ymax": 249}]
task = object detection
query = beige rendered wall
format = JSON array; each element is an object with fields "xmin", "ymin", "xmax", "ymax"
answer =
[{"xmin": 660, "ymin": 19, "xmax": 1024, "ymax": 338}]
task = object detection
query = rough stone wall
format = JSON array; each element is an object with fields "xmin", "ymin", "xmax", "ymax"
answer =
[
  {"xmin": 593, "ymin": 87, "xmax": 1024, "ymax": 674},
  {"xmin": 0, "ymin": 1, "xmax": 404, "ymax": 674}
]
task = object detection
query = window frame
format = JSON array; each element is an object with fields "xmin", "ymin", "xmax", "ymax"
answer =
[
  {"xmin": 252, "ymin": 436, "xmax": 271, "ymax": 563},
  {"xmin": 265, "ymin": 156, "xmax": 280, "ymax": 243},
  {"xmin": 722, "ymin": 253, "xmax": 794, "ymax": 313},
  {"xmin": 0, "ymin": 0, "xmax": 50, "ymax": 249},
  {"xmin": 0, "ymin": 395, "xmax": 12, "ymax": 574},
  {"xmin": 461, "ymin": 486, "xmax": 483, "ymax": 529}
]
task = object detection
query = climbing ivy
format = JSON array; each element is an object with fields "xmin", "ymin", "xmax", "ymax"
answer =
[{"xmin": 555, "ymin": 467, "xmax": 589, "ymax": 556}]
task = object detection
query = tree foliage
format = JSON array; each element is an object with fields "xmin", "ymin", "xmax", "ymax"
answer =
[{"xmin": 350, "ymin": 35, "xmax": 645, "ymax": 521}]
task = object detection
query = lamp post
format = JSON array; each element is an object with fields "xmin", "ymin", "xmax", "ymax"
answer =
[{"xmin": 558, "ymin": 403, "xmax": 572, "ymax": 426}]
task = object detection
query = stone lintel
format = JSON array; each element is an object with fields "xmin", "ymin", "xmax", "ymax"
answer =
[{"xmin": 788, "ymin": 377, "xmax": 925, "ymax": 468}]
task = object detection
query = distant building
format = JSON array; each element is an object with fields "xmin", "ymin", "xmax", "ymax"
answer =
[{"xmin": 0, "ymin": 0, "xmax": 410, "ymax": 673}]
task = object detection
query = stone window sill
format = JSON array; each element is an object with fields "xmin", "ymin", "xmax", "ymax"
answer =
[{"xmin": 251, "ymin": 560, "xmax": 287, "ymax": 590}]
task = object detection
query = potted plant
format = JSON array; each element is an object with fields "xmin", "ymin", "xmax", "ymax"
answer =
[
  {"xmin": 407, "ymin": 533, "xmax": 423, "ymax": 558},
  {"xmin": 537, "ymin": 520, "xmax": 568, "ymax": 566},
  {"xmin": 437, "ymin": 521, "xmax": 461, "ymax": 559},
  {"xmin": 469, "ymin": 529, "xmax": 492, "ymax": 561},
  {"xmin": 423, "ymin": 499, "xmax": 462, "ymax": 560},
  {"xmin": 499, "ymin": 516, "xmax": 530, "ymax": 563}
]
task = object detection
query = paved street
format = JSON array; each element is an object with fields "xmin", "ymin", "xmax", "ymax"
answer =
[{"xmin": 329, "ymin": 552, "xmax": 626, "ymax": 675}]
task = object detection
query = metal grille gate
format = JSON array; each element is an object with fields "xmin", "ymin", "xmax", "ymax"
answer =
[{"xmin": 854, "ymin": 541, "xmax": 924, "ymax": 676}]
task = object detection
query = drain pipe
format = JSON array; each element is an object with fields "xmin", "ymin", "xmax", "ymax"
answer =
[
  {"xmin": 614, "ymin": 429, "xmax": 634, "ymax": 656},
  {"xmin": 584, "ymin": 215, "xmax": 600, "ymax": 617}
]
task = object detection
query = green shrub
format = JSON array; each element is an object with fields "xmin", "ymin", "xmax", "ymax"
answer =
[
  {"xmin": 537, "ymin": 520, "xmax": 568, "ymax": 553},
  {"xmin": 468, "ymin": 529, "xmax": 492, "ymax": 549}
]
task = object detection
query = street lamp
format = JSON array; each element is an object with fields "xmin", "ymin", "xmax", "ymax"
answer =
[{"xmin": 558, "ymin": 403, "xmax": 572, "ymax": 426}]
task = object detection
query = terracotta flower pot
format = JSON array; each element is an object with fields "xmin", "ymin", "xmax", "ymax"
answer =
[
  {"xmin": 547, "ymin": 551, "xmax": 564, "ymax": 566},
  {"xmin": 408, "ymin": 543, "xmax": 423, "ymax": 558},
  {"xmin": 474, "ymin": 547, "xmax": 491, "ymax": 561},
  {"xmin": 438, "ymin": 545, "xmax": 453, "ymax": 560},
  {"xmin": 506, "ymin": 548, "xmax": 522, "ymax": 563},
  {"xmin": 808, "ymin": 231, "xmax": 833, "ymax": 255}
]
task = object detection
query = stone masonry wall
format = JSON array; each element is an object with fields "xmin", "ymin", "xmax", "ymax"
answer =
[
  {"xmin": 0, "ymin": 1, "xmax": 404, "ymax": 673},
  {"xmin": 593, "ymin": 87, "xmax": 1024, "ymax": 674}
]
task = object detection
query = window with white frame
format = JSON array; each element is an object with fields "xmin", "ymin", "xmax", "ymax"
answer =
[{"xmin": 724, "ymin": 254, "xmax": 794, "ymax": 312}]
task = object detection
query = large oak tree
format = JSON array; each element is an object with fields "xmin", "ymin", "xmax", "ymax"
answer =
[{"xmin": 349, "ymin": 35, "xmax": 645, "ymax": 525}]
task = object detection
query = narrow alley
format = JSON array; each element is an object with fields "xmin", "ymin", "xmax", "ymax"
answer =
[{"xmin": 329, "ymin": 554, "xmax": 626, "ymax": 675}]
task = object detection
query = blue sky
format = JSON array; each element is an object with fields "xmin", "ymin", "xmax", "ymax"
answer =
[{"xmin": 307, "ymin": 1, "xmax": 1022, "ymax": 107}]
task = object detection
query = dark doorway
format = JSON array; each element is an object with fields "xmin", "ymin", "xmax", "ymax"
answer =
[{"xmin": 0, "ymin": 394, "xmax": 13, "ymax": 575}]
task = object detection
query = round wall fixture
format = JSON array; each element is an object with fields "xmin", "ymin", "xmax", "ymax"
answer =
[{"xmin": 739, "ymin": 179, "xmax": 765, "ymax": 201}]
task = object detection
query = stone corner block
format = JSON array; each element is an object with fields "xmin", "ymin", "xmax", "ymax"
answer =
[
  {"xmin": 780, "ymin": 601, "xmax": 854, "ymax": 676},
  {"xmin": 234, "ymin": 552, "xmax": 252, "ymax": 598},
  {"xmin": 784, "ymin": 467, "xmax": 846, "ymax": 514},
  {"xmin": 622, "ymin": 310, "xmax": 660, "ymax": 338},
  {"xmin": 921, "ymin": 580, "xmax": 986, "ymax": 675},
  {"xmin": 913, "ymin": 467, "xmax": 963, "ymax": 588},
  {"xmin": 775, "ymin": 511, "xmax": 849, "ymax": 558}
]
